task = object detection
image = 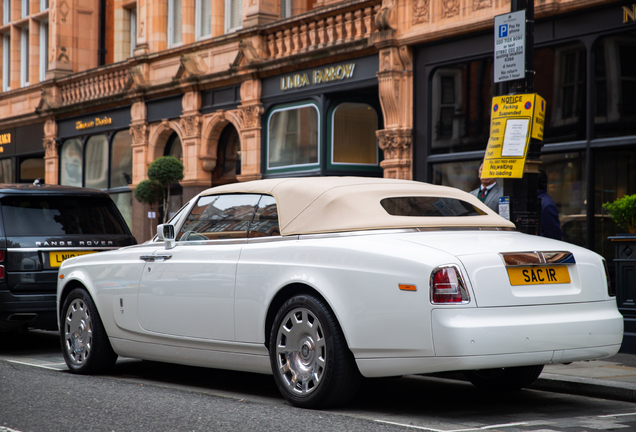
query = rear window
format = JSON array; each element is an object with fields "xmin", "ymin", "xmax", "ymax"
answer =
[
  {"xmin": 381, "ymin": 197, "xmax": 486, "ymax": 217},
  {"xmin": 1, "ymin": 196, "xmax": 128, "ymax": 236}
]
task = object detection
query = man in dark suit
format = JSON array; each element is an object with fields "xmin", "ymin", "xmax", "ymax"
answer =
[{"xmin": 470, "ymin": 163, "xmax": 503, "ymax": 213}]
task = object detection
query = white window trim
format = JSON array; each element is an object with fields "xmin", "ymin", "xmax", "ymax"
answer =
[
  {"xmin": 40, "ymin": 0, "xmax": 49, "ymax": 11},
  {"xmin": 281, "ymin": 0, "xmax": 291, "ymax": 18},
  {"xmin": 2, "ymin": 34, "xmax": 10, "ymax": 92},
  {"xmin": 21, "ymin": 0, "xmax": 29, "ymax": 18},
  {"xmin": 266, "ymin": 103, "xmax": 320, "ymax": 171},
  {"xmin": 167, "ymin": 0, "xmax": 182, "ymax": 48},
  {"xmin": 20, "ymin": 28, "xmax": 29, "ymax": 88},
  {"xmin": 39, "ymin": 21, "xmax": 48, "ymax": 81},
  {"xmin": 195, "ymin": 0, "xmax": 211, "ymax": 41},
  {"xmin": 225, "ymin": 0, "xmax": 243, "ymax": 33},
  {"xmin": 3, "ymin": 0, "xmax": 10, "ymax": 25},
  {"xmin": 130, "ymin": 8, "xmax": 137, "ymax": 57}
]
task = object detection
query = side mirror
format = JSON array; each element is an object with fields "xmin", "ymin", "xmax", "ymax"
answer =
[{"xmin": 156, "ymin": 224, "xmax": 176, "ymax": 250}]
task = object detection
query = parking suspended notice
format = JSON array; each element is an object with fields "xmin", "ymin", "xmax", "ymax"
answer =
[{"xmin": 494, "ymin": 10, "xmax": 525, "ymax": 83}]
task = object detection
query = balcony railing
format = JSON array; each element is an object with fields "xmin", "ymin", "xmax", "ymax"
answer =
[{"xmin": 59, "ymin": 68, "xmax": 129, "ymax": 106}]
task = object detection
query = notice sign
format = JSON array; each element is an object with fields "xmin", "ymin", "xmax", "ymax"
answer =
[
  {"xmin": 494, "ymin": 10, "xmax": 525, "ymax": 83},
  {"xmin": 482, "ymin": 93, "xmax": 546, "ymax": 179}
]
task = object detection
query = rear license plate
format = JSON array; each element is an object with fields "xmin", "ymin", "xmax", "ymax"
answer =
[
  {"xmin": 49, "ymin": 251, "xmax": 96, "ymax": 268},
  {"xmin": 507, "ymin": 266, "xmax": 571, "ymax": 286}
]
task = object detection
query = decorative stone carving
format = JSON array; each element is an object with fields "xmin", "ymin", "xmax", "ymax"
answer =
[
  {"xmin": 43, "ymin": 138, "xmax": 59, "ymax": 156},
  {"xmin": 377, "ymin": 129, "xmax": 413, "ymax": 180},
  {"xmin": 129, "ymin": 124, "xmax": 148, "ymax": 145},
  {"xmin": 199, "ymin": 155, "xmax": 218, "ymax": 173},
  {"xmin": 413, "ymin": 0, "xmax": 430, "ymax": 24},
  {"xmin": 239, "ymin": 105, "xmax": 264, "ymax": 129},
  {"xmin": 442, "ymin": 0, "xmax": 460, "ymax": 19},
  {"xmin": 375, "ymin": 0, "xmax": 396, "ymax": 31},
  {"xmin": 473, "ymin": 0, "xmax": 492, "ymax": 10},
  {"xmin": 180, "ymin": 115, "xmax": 200, "ymax": 138}
]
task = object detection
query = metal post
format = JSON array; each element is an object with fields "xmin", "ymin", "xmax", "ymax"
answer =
[{"xmin": 503, "ymin": 0, "xmax": 542, "ymax": 236}]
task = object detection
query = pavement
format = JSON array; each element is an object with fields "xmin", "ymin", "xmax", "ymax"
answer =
[{"xmin": 529, "ymin": 352, "xmax": 636, "ymax": 403}]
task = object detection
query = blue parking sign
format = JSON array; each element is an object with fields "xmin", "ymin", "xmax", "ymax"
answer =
[{"xmin": 499, "ymin": 24, "xmax": 508, "ymax": 38}]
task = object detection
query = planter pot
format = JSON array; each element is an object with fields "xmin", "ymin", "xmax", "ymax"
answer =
[{"xmin": 610, "ymin": 234, "xmax": 636, "ymax": 353}]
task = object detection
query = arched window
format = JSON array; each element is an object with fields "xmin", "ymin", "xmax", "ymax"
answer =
[
  {"xmin": 267, "ymin": 102, "xmax": 319, "ymax": 173},
  {"xmin": 164, "ymin": 132, "xmax": 183, "ymax": 160}
]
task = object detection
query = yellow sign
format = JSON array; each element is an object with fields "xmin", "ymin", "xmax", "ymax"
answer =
[
  {"xmin": 280, "ymin": 63, "xmax": 355, "ymax": 90},
  {"xmin": 624, "ymin": 4, "xmax": 636, "ymax": 23},
  {"xmin": 507, "ymin": 266, "xmax": 571, "ymax": 286},
  {"xmin": 0, "ymin": 132, "xmax": 11, "ymax": 145},
  {"xmin": 482, "ymin": 93, "xmax": 546, "ymax": 179},
  {"xmin": 49, "ymin": 251, "xmax": 97, "ymax": 267},
  {"xmin": 75, "ymin": 116, "xmax": 113, "ymax": 130}
]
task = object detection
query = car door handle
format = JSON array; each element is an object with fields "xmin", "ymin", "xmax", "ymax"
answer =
[{"xmin": 139, "ymin": 255, "xmax": 173, "ymax": 262}]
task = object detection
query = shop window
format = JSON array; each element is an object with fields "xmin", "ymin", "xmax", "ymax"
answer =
[
  {"xmin": 168, "ymin": 0, "xmax": 183, "ymax": 48},
  {"xmin": 595, "ymin": 148, "xmax": 636, "ymax": 259},
  {"xmin": 110, "ymin": 130, "xmax": 133, "ymax": 188},
  {"xmin": 19, "ymin": 157, "xmax": 44, "ymax": 183},
  {"xmin": 330, "ymin": 102, "xmax": 378, "ymax": 167},
  {"xmin": 0, "ymin": 158, "xmax": 12, "ymax": 182},
  {"xmin": 226, "ymin": 0, "xmax": 242, "ymax": 32},
  {"xmin": 39, "ymin": 21, "xmax": 48, "ymax": 81},
  {"xmin": 593, "ymin": 32, "xmax": 636, "ymax": 138},
  {"xmin": 2, "ymin": 34, "xmax": 9, "ymax": 92},
  {"xmin": 196, "ymin": 0, "xmax": 212, "ymax": 40},
  {"xmin": 267, "ymin": 103, "xmax": 319, "ymax": 172},
  {"xmin": 85, "ymin": 135, "xmax": 109, "ymax": 189},
  {"xmin": 533, "ymin": 42, "xmax": 586, "ymax": 143},
  {"xmin": 430, "ymin": 60, "xmax": 494, "ymax": 154},
  {"xmin": 110, "ymin": 191, "xmax": 133, "ymax": 233},
  {"xmin": 60, "ymin": 138, "xmax": 83, "ymax": 187},
  {"xmin": 432, "ymin": 160, "xmax": 482, "ymax": 193}
]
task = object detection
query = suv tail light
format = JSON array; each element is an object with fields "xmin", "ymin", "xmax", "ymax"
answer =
[
  {"xmin": 430, "ymin": 265, "xmax": 470, "ymax": 304},
  {"xmin": 0, "ymin": 249, "xmax": 5, "ymax": 280},
  {"xmin": 603, "ymin": 259, "xmax": 614, "ymax": 297}
]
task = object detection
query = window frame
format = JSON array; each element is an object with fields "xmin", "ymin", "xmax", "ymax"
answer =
[
  {"xmin": 327, "ymin": 101, "xmax": 380, "ymax": 170},
  {"xmin": 195, "ymin": 0, "xmax": 212, "ymax": 41},
  {"xmin": 2, "ymin": 34, "xmax": 9, "ymax": 92},
  {"xmin": 225, "ymin": 0, "xmax": 242, "ymax": 33},
  {"xmin": 265, "ymin": 101, "xmax": 321, "ymax": 174},
  {"xmin": 167, "ymin": 0, "xmax": 183, "ymax": 48},
  {"xmin": 20, "ymin": 27, "xmax": 29, "ymax": 88},
  {"xmin": 39, "ymin": 21, "xmax": 48, "ymax": 82}
]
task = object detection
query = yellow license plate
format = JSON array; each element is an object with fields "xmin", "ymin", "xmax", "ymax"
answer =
[
  {"xmin": 49, "ymin": 251, "xmax": 96, "ymax": 268},
  {"xmin": 507, "ymin": 266, "xmax": 571, "ymax": 286}
]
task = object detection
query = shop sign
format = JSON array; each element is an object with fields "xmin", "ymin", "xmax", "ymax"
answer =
[
  {"xmin": 280, "ymin": 63, "xmax": 356, "ymax": 90},
  {"xmin": 624, "ymin": 4, "xmax": 636, "ymax": 23},
  {"xmin": 0, "ymin": 132, "xmax": 10, "ymax": 153},
  {"xmin": 482, "ymin": 93, "xmax": 545, "ymax": 179},
  {"xmin": 75, "ymin": 116, "xmax": 113, "ymax": 131}
]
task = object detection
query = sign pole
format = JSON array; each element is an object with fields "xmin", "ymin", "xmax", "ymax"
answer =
[{"xmin": 503, "ymin": 0, "xmax": 542, "ymax": 236}]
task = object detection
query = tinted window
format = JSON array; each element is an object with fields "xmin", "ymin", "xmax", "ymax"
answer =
[
  {"xmin": 249, "ymin": 195, "xmax": 280, "ymax": 238},
  {"xmin": 178, "ymin": 194, "xmax": 260, "ymax": 241},
  {"xmin": 1, "ymin": 196, "xmax": 128, "ymax": 236},
  {"xmin": 381, "ymin": 197, "xmax": 485, "ymax": 217}
]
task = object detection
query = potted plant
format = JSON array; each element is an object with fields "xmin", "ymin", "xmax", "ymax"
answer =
[{"xmin": 602, "ymin": 194, "xmax": 636, "ymax": 354}]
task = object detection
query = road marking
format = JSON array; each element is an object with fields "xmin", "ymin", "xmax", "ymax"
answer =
[
  {"xmin": 3, "ymin": 359, "xmax": 67, "ymax": 371},
  {"xmin": 598, "ymin": 412, "xmax": 636, "ymax": 418},
  {"xmin": 0, "ymin": 427, "xmax": 24, "ymax": 432},
  {"xmin": 374, "ymin": 421, "xmax": 529, "ymax": 431}
]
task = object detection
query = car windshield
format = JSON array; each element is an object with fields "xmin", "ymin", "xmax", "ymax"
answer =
[
  {"xmin": 1, "ymin": 196, "xmax": 128, "ymax": 236},
  {"xmin": 381, "ymin": 197, "xmax": 486, "ymax": 217}
]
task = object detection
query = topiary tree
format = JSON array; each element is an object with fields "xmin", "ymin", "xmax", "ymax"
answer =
[
  {"xmin": 146, "ymin": 156, "xmax": 184, "ymax": 223},
  {"xmin": 133, "ymin": 179, "xmax": 165, "ymax": 238}
]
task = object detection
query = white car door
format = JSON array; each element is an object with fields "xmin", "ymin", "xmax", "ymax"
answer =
[{"xmin": 136, "ymin": 194, "xmax": 262, "ymax": 341}]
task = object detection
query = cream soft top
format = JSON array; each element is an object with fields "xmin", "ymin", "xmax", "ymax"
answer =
[{"xmin": 200, "ymin": 177, "xmax": 515, "ymax": 236}]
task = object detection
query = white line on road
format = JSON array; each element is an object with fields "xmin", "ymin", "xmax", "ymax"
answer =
[
  {"xmin": 3, "ymin": 359, "xmax": 67, "ymax": 371},
  {"xmin": 598, "ymin": 412, "xmax": 636, "ymax": 418},
  {"xmin": 373, "ymin": 420, "xmax": 530, "ymax": 431}
]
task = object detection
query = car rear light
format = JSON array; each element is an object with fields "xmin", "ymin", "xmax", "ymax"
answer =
[
  {"xmin": 430, "ymin": 265, "xmax": 470, "ymax": 304},
  {"xmin": 603, "ymin": 259, "xmax": 614, "ymax": 297}
]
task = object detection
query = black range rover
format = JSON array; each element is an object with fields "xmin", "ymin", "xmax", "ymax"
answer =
[{"xmin": 0, "ymin": 183, "xmax": 136, "ymax": 331}]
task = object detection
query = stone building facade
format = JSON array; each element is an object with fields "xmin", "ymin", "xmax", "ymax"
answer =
[{"xmin": 0, "ymin": 0, "xmax": 634, "ymax": 250}]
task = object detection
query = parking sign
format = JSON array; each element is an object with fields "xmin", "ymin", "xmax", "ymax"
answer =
[{"xmin": 494, "ymin": 10, "xmax": 525, "ymax": 83}]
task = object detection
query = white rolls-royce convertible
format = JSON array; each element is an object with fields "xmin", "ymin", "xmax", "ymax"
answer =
[{"xmin": 57, "ymin": 177, "xmax": 623, "ymax": 408}]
